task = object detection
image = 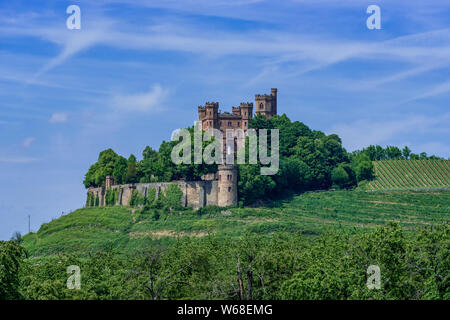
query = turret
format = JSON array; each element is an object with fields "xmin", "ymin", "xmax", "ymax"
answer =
[
  {"xmin": 255, "ymin": 88, "xmax": 277, "ymax": 119},
  {"xmin": 203, "ymin": 102, "xmax": 219, "ymax": 130},
  {"xmin": 217, "ymin": 165, "xmax": 238, "ymax": 207}
]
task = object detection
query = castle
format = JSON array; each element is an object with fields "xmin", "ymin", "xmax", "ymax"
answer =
[{"xmin": 87, "ymin": 89, "xmax": 277, "ymax": 209}]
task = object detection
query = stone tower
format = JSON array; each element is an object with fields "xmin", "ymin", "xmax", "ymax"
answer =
[
  {"xmin": 217, "ymin": 165, "xmax": 238, "ymax": 207},
  {"xmin": 199, "ymin": 102, "xmax": 219, "ymax": 131},
  {"xmin": 255, "ymin": 88, "xmax": 277, "ymax": 118}
]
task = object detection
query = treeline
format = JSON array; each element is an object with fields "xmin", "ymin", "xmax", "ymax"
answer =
[
  {"xmin": 351, "ymin": 145, "xmax": 443, "ymax": 161},
  {"xmin": 83, "ymin": 127, "xmax": 216, "ymax": 188},
  {"xmin": 2, "ymin": 223, "xmax": 448, "ymax": 300}
]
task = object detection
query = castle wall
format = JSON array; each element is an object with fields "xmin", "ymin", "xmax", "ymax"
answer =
[{"xmin": 87, "ymin": 179, "xmax": 228, "ymax": 209}]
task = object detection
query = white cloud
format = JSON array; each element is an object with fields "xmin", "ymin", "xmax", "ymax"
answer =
[
  {"xmin": 22, "ymin": 137, "xmax": 35, "ymax": 148},
  {"xmin": 49, "ymin": 113, "xmax": 68, "ymax": 123},
  {"xmin": 111, "ymin": 84, "xmax": 168, "ymax": 113},
  {"xmin": 0, "ymin": 156, "xmax": 39, "ymax": 163}
]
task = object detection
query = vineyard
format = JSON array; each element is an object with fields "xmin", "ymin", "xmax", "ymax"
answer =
[{"xmin": 367, "ymin": 160, "xmax": 450, "ymax": 191}]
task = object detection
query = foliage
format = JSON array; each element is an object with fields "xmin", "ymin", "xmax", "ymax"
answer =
[
  {"xmin": 0, "ymin": 241, "xmax": 27, "ymax": 300},
  {"xmin": 10, "ymin": 232, "xmax": 23, "ymax": 245},
  {"xmin": 13, "ymin": 222, "xmax": 450, "ymax": 300},
  {"xmin": 161, "ymin": 184, "xmax": 183, "ymax": 212}
]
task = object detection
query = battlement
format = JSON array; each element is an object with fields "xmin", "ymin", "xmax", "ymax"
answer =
[{"xmin": 205, "ymin": 102, "xmax": 219, "ymax": 108}]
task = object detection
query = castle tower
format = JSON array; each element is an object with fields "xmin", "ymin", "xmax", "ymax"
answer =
[
  {"xmin": 217, "ymin": 165, "xmax": 238, "ymax": 207},
  {"xmin": 255, "ymin": 88, "xmax": 277, "ymax": 119},
  {"xmin": 239, "ymin": 102, "xmax": 253, "ymax": 131},
  {"xmin": 203, "ymin": 102, "xmax": 219, "ymax": 130}
]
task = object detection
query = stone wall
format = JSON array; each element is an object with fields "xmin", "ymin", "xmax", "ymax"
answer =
[{"xmin": 87, "ymin": 180, "xmax": 223, "ymax": 209}]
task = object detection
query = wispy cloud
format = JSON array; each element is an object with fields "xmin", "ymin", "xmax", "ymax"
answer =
[
  {"xmin": 0, "ymin": 156, "xmax": 39, "ymax": 163},
  {"xmin": 111, "ymin": 84, "xmax": 168, "ymax": 113},
  {"xmin": 49, "ymin": 113, "xmax": 69, "ymax": 123},
  {"xmin": 22, "ymin": 137, "xmax": 35, "ymax": 148}
]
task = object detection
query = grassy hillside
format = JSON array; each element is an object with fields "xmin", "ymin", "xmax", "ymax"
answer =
[
  {"xmin": 367, "ymin": 160, "xmax": 450, "ymax": 191},
  {"xmin": 22, "ymin": 189, "xmax": 450, "ymax": 258}
]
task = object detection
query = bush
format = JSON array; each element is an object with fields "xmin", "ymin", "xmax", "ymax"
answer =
[
  {"xmin": 161, "ymin": 184, "xmax": 183, "ymax": 211},
  {"xmin": 356, "ymin": 160, "xmax": 375, "ymax": 182},
  {"xmin": 331, "ymin": 166, "xmax": 350, "ymax": 189}
]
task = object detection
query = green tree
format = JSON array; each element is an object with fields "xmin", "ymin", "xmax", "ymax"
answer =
[
  {"xmin": 0, "ymin": 241, "xmax": 27, "ymax": 300},
  {"xmin": 356, "ymin": 160, "xmax": 374, "ymax": 182},
  {"xmin": 402, "ymin": 146, "xmax": 411, "ymax": 159},
  {"xmin": 125, "ymin": 154, "xmax": 139, "ymax": 183},
  {"xmin": 331, "ymin": 165, "xmax": 350, "ymax": 189},
  {"xmin": 162, "ymin": 183, "xmax": 183, "ymax": 211}
]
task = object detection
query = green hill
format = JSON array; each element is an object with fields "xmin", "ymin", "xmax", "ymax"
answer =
[
  {"xmin": 22, "ymin": 189, "xmax": 450, "ymax": 259},
  {"xmin": 367, "ymin": 160, "xmax": 450, "ymax": 191}
]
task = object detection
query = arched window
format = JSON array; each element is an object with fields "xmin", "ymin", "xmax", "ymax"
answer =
[
  {"xmin": 259, "ymin": 103, "xmax": 264, "ymax": 110},
  {"xmin": 228, "ymin": 187, "xmax": 231, "ymax": 192}
]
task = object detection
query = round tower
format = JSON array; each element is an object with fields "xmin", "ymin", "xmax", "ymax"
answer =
[{"xmin": 217, "ymin": 165, "xmax": 238, "ymax": 207}]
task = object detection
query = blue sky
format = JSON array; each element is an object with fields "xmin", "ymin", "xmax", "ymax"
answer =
[{"xmin": 0, "ymin": 0, "xmax": 449, "ymax": 240}]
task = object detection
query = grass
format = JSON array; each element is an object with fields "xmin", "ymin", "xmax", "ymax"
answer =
[
  {"xmin": 22, "ymin": 189, "xmax": 450, "ymax": 259},
  {"xmin": 367, "ymin": 160, "xmax": 450, "ymax": 191}
]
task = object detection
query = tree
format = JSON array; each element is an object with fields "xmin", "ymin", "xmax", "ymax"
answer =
[
  {"xmin": 0, "ymin": 241, "xmax": 27, "ymax": 299},
  {"xmin": 356, "ymin": 160, "xmax": 374, "ymax": 182},
  {"xmin": 125, "ymin": 154, "xmax": 139, "ymax": 183},
  {"xmin": 402, "ymin": 146, "xmax": 411, "ymax": 159},
  {"xmin": 331, "ymin": 165, "xmax": 350, "ymax": 189},
  {"xmin": 113, "ymin": 156, "xmax": 128, "ymax": 184},
  {"xmin": 10, "ymin": 232, "xmax": 23, "ymax": 245}
]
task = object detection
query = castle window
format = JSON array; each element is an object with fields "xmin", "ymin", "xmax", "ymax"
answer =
[
  {"xmin": 238, "ymin": 122, "xmax": 240, "ymax": 126},
  {"xmin": 219, "ymin": 121, "xmax": 222, "ymax": 126},
  {"xmin": 228, "ymin": 121, "xmax": 232, "ymax": 126},
  {"xmin": 245, "ymin": 122, "xmax": 247, "ymax": 126},
  {"xmin": 245, "ymin": 112, "xmax": 247, "ymax": 116},
  {"xmin": 259, "ymin": 103, "xmax": 264, "ymax": 110},
  {"xmin": 228, "ymin": 187, "xmax": 231, "ymax": 192}
]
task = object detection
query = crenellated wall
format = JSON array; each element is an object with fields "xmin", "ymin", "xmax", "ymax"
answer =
[{"xmin": 87, "ymin": 180, "xmax": 222, "ymax": 209}]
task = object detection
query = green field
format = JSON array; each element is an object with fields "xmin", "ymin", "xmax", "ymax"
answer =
[
  {"xmin": 367, "ymin": 160, "xmax": 450, "ymax": 191},
  {"xmin": 22, "ymin": 189, "xmax": 450, "ymax": 258}
]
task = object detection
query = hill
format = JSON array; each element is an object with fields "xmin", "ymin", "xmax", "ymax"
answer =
[
  {"xmin": 22, "ymin": 189, "xmax": 450, "ymax": 259},
  {"xmin": 366, "ymin": 160, "xmax": 450, "ymax": 191}
]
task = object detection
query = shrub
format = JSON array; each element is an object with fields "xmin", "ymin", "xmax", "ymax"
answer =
[
  {"xmin": 129, "ymin": 190, "xmax": 139, "ymax": 207},
  {"xmin": 161, "ymin": 184, "xmax": 183, "ymax": 211},
  {"xmin": 196, "ymin": 205, "xmax": 222, "ymax": 216},
  {"xmin": 331, "ymin": 166, "xmax": 350, "ymax": 189},
  {"xmin": 356, "ymin": 160, "xmax": 375, "ymax": 182}
]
